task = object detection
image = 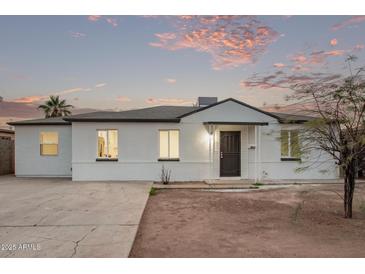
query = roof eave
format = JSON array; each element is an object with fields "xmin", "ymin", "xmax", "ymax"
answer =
[
  {"xmin": 203, "ymin": 121, "xmax": 269, "ymax": 126},
  {"xmin": 178, "ymin": 98, "xmax": 281, "ymax": 121},
  {"xmin": 62, "ymin": 118, "xmax": 181, "ymax": 123},
  {"xmin": 7, "ymin": 122, "xmax": 71, "ymax": 126},
  {"xmin": 278, "ymin": 119, "xmax": 310, "ymax": 124}
]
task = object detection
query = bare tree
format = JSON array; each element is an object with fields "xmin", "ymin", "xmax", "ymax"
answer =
[{"xmin": 290, "ymin": 57, "xmax": 365, "ymax": 218}]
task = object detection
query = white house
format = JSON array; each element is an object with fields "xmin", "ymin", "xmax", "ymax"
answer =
[{"xmin": 8, "ymin": 97, "xmax": 338, "ymax": 181}]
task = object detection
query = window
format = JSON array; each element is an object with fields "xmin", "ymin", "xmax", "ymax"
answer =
[
  {"xmin": 40, "ymin": 132, "xmax": 58, "ymax": 156},
  {"xmin": 281, "ymin": 130, "xmax": 301, "ymax": 159},
  {"xmin": 97, "ymin": 130, "xmax": 118, "ymax": 159},
  {"xmin": 159, "ymin": 130, "xmax": 179, "ymax": 160}
]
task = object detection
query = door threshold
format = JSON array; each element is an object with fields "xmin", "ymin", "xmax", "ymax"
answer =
[{"xmin": 218, "ymin": 177, "xmax": 242, "ymax": 180}]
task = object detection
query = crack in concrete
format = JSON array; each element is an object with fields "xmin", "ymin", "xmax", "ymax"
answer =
[
  {"xmin": 70, "ymin": 226, "xmax": 96, "ymax": 258},
  {"xmin": 33, "ymin": 215, "xmax": 49, "ymax": 227},
  {"xmin": 35, "ymin": 194, "xmax": 64, "ymax": 208}
]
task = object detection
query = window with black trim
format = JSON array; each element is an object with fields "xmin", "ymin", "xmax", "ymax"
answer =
[
  {"xmin": 97, "ymin": 129, "xmax": 118, "ymax": 159},
  {"xmin": 40, "ymin": 132, "xmax": 58, "ymax": 156},
  {"xmin": 159, "ymin": 130, "xmax": 179, "ymax": 160},
  {"xmin": 281, "ymin": 130, "xmax": 301, "ymax": 160}
]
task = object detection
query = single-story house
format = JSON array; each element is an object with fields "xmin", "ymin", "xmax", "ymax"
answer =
[{"xmin": 8, "ymin": 97, "xmax": 338, "ymax": 181}]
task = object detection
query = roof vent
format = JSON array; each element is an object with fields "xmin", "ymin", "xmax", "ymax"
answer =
[{"xmin": 197, "ymin": 97, "xmax": 218, "ymax": 107}]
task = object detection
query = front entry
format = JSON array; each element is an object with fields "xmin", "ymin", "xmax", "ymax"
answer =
[{"xmin": 220, "ymin": 131, "xmax": 241, "ymax": 177}]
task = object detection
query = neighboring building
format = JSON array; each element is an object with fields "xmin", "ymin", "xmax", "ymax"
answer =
[
  {"xmin": 0, "ymin": 128, "xmax": 15, "ymax": 140},
  {"xmin": 8, "ymin": 98, "xmax": 338, "ymax": 181},
  {"xmin": 0, "ymin": 128, "xmax": 15, "ymax": 175}
]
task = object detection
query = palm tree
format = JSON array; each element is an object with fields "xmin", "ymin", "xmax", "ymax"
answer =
[{"xmin": 38, "ymin": 95, "xmax": 73, "ymax": 118}]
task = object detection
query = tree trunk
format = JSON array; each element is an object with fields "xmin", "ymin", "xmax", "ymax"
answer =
[{"xmin": 344, "ymin": 163, "xmax": 356, "ymax": 218}]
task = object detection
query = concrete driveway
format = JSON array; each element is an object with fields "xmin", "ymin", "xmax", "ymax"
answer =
[{"xmin": 0, "ymin": 175, "xmax": 152, "ymax": 258}]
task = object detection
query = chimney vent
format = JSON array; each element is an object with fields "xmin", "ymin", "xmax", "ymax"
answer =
[{"xmin": 198, "ymin": 97, "xmax": 218, "ymax": 107}]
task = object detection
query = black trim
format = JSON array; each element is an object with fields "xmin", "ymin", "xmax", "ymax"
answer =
[
  {"xmin": 7, "ymin": 122, "xmax": 71, "ymax": 126},
  {"xmin": 280, "ymin": 120, "xmax": 309, "ymax": 124},
  {"xmin": 0, "ymin": 129, "xmax": 14, "ymax": 134},
  {"xmin": 220, "ymin": 131, "xmax": 241, "ymax": 177},
  {"xmin": 281, "ymin": 158, "xmax": 301, "ymax": 161},
  {"xmin": 178, "ymin": 98, "xmax": 280, "ymax": 120},
  {"xmin": 204, "ymin": 121, "xmax": 268, "ymax": 126},
  {"xmin": 158, "ymin": 158, "xmax": 180, "ymax": 162},
  {"xmin": 96, "ymin": 158, "xmax": 118, "ymax": 162},
  {"xmin": 63, "ymin": 118, "xmax": 180, "ymax": 123}
]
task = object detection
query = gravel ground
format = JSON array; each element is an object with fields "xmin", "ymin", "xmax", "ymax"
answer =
[{"xmin": 130, "ymin": 183, "xmax": 365, "ymax": 258}]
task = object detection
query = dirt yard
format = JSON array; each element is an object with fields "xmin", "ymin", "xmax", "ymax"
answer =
[{"xmin": 130, "ymin": 183, "xmax": 365, "ymax": 258}]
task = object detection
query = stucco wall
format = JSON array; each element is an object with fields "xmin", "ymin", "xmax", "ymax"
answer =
[
  {"xmin": 247, "ymin": 124, "xmax": 338, "ymax": 180},
  {"xmin": 71, "ymin": 122, "xmax": 213, "ymax": 181},
  {"xmin": 14, "ymin": 125, "xmax": 72, "ymax": 177}
]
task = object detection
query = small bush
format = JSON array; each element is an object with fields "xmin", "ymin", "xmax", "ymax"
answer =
[
  {"xmin": 149, "ymin": 187, "xmax": 157, "ymax": 196},
  {"xmin": 160, "ymin": 165, "xmax": 171, "ymax": 185},
  {"xmin": 253, "ymin": 182, "xmax": 264, "ymax": 187}
]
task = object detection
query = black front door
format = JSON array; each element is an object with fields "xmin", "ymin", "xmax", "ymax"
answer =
[{"xmin": 220, "ymin": 131, "xmax": 241, "ymax": 177}]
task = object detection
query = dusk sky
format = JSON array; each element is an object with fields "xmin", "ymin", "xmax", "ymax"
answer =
[{"xmin": 1, "ymin": 15, "xmax": 365, "ymax": 125}]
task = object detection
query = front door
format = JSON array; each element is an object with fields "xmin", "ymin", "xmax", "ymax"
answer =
[{"xmin": 220, "ymin": 131, "xmax": 241, "ymax": 177}]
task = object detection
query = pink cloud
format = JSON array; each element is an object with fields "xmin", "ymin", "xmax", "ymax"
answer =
[
  {"xmin": 95, "ymin": 83, "xmax": 107, "ymax": 88},
  {"xmin": 149, "ymin": 16, "xmax": 279, "ymax": 70},
  {"xmin": 69, "ymin": 31, "xmax": 86, "ymax": 39},
  {"xmin": 88, "ymin": 15, "xmax": 118, "ymax": 27},
  {"xmin": 116, "ymin": 96, "xmax": 131, "ymax": 102},
  {"xmin": 290, "ymin": 50, "xmax": 345, "ymax": 66},
  {"xmin": 241, "ymin": 71, "xmax": 341, "ymax": 90},
  {"xmin": 273, "ymin": 63, "xmax": 286, "ymax": 68},
  {"xmin": 291, "ymin": 64, "xmax": 310, "ymax": 72},
  {"xmin": 332, "ymin": 16, "xmax": 365, "ymax": 31},
  {"xmin": 165, "ymin": 78, "xmax": 177, "ymax": 84},
  {"xmin": 88, "ymin": 15, "xmax": 102, "ymax": 22},
  {"xmin": 7, "ymin": 84, "xmax": 102, "ymax": 105},
  {"xmin": 105, "ymin": 18, "xmax": 118, "ymax": 27},
  {"xmin": 146, "ymin": 98, "xmax": 194, "ymax": 106},
  {"xmin": 290, "ymin": 54, "xmax": 307, "ymax": 64},
  {"xmin": 353, "ymin": 44, "xmax": 365, "ymax": 51},
  {"xmin": 56, "ymin": 87, "xmax": 91, "ymax": 95},
  {"xmin": 9, "ymin": 95, "xmax": 48, "ymax": 104},
  {"xmin": 330, "ymin": 38, "xmax": 338, "ymax": 46}
]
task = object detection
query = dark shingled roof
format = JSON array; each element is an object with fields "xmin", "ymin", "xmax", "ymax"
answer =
[
  {"xmin": 63, "ymin": 106, "xmax": 200, "ymax": 122},
  {"xmin": 271, "ymin": 112, "xmax": 316, "ymax": 123},
  {"xmin": 7, "ymin": 116, "xmax": 71, "ymax": 126},
  {"xmin": 0, "ymin": 128, "xmax": 15, "ymax": 134},
  {"xmin": 7, "ymin": 100, "xmax": 315, "ymax": 126}
]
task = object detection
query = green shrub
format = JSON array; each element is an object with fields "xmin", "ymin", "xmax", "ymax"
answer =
[{"xmin": 149, "ymin": 187, "xmax": 157, "ymax": 196}]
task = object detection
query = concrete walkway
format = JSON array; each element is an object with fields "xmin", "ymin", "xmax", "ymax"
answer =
[{"xmin": 0, "ymin": 175, "xmax": 152, "ymax": 258}]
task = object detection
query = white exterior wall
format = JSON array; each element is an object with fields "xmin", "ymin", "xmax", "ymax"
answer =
[
  {"xmin": 247, "ymin": 124, "xmax": 338, "ymax": 180},
  {"xmin": 14, "ymin": 125, "xmax": 72, "ymax": 177},
  {"xmin": 71, "ymin": 122, "xmax": 212, "ymax": 181}
]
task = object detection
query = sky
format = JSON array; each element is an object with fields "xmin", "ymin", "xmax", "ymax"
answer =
[{"xmin": 0, "ymin": 15, "xmax": 365, "ymax": 126}]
